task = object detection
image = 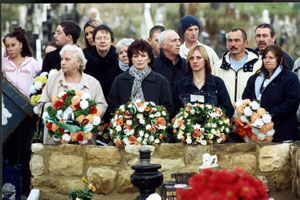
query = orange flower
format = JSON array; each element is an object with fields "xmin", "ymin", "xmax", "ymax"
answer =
[
  {"xmin": 154, "ymin": 118, "xmax": 159, "ymax": 123},
  {"xmin": 52, "ymin": 123, "xmax": 59, "ymax": 131},
  {"xmin": 181, "ymin": 136, "xmax": 185, "ymax": 142},
  {"xmin": 71, "ymin": 95, "xmax": 81, "ymax": 106},
  {"xmin": 265, "ymin": 136, "xmax": 273, "ymax": 142},
  {"xmin": 82, "ymin": 131, "xmax": 93, "ymax": 140},
  {"xmin": 236, "ymin": 106, "xmax": 244, "ymax": 115},
  {"xmin": 115, "ymin": 139, "xmax": 122, "ymax": 147},
  {"xmin": 220, "ymin": 133, "xmax": 226, "ymax": 141},
  {"xmin": 149, "ymin": 128, "xmax": 154, "ymax": 133},
  {"xmin": 260, "ymin": 122, "xmax": 274, "ymax": 133},
  {"xmin": 96, "ymin": 106, "xmax": 101, "ymax": 115},
  {"xmin": 159, "ymin": 134, "xmax": 164, "ymax": 140},
  {"xmin": 60, "ymin": 139, "xmax": 68, "ymax": 144},
  {"xmin": 76, "ymin": 115, "xmax": 85, "ymax": 124},
  {"xmin": 208, "ymin": 140, "xmax": 212, "ymax": 144},
  {"xmin": 171, "ymin": 118, "xmax": 176, "ymax": 123},
  {"xmin": 145, "ymin": 106, "xmax": 150, "ymax": 111},
  {"xmin": 86, "ymin": 114, "xmax": 94, "ymax": 123},
  {"xmin": 116, "ymin": 117, "xmax": 123, "ymax": 126},
  {"xmin": 136, "ymin": 102, "xmax": 142, "ymax": 107},
  {"xmin": 129, "ymin": 135, "xmax": 137, "ymax": 143},
  {"xmin": 257, "ymin": 108, "xmax": 266, "ymax": 117},
  {"xmin": 251, "ymin": 112, "xmax": 260, "ymax": 123},
  {"xmin": 70, "ymin": 132, "xmax": 80, "ymax": 141},
  {"xmin": 52, "ymin": 96, "xmax": 60, "ymax": 103},
  {"xmin": 158, "ymin": 118, "xmax": 166, "ymax": 126},
  {"xmin": 177, "ymin": 119, "xmax": 184, "ymax": 126},
  {"xmin": 75, "ymin": 90, "xmax": 83, "ymax": 97},
  {"xmin": 242, "ymin": 99, "xmax": 251, "ymax": 107}
]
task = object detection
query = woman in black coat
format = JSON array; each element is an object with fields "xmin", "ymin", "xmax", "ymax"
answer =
[
  {"xmin": 173, "ymin": 44, "xmax": 234, "ymax": 118},
  {"xmin": 107, "ymin": 39, "xmax": 174, "ymax": 117},
  {"xmin": 243, "ymin": 45, "xmax": 300, "ymax": 142}
]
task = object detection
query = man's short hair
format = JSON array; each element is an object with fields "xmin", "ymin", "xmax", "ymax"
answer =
[
  {"xmin": 149, "ymin": 25, "xmax": 165, "ymax": 39},
  {"xmin": 158, "ymin": 30, "xmax": 177, "ymax": 46},
  {"xmin": 59, "ymin": 20, "xmax": 81, "ymax": 44},
  {"xmin": 93, "ymin": 24, "xmax": 114, "ymax": 43},
  {"xmin": 255, "ymin": 23, "xmax": 275, "ymax": 37},
  {"xmin": 230, "ymin": 28, "xmax": 247, "ymax": 41}
]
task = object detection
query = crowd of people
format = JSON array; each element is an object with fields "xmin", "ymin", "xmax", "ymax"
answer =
[{"xmin": 2, "ymin": 13, "xmax": 300, "ymax": 197}]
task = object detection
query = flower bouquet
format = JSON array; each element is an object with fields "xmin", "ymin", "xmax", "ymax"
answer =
[
  {"xmin": 171, "ymin": 103, "xmax": 232, "ymax": 145},
  {"xmin": 232, "ymin": 99, "xmax": 274, "ymax": 142},
  {"xmin": 30, "ymin": 69, "xmax": 58, "ymax": 115},
  {"xmin": 176, "ymin": 168, "xmax": 269, "ymax": 200},
  {"xmin": 42, "ymin": 89, "xmax": 101, "ymax": 144},
  {"xmin": 102, "ymin": 98, "xmax": 169, "ymax": 147},
  {"xmin": 68, "ymin": 177, "xmax": 96, "ymax": 200}
]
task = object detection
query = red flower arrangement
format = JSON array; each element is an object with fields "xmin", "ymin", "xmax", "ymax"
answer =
[{"xmin": 176, "ymin": 168, "xmax": 269, "ymax": 200}]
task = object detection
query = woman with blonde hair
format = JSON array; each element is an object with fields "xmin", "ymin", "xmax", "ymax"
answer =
[
  {"xmin": 173, "ymin": 44, "xmax": 234, "ymax": 117},
  {"xmin": 83, "ymin": 19, "xmax": 101, "ymax": 52}
]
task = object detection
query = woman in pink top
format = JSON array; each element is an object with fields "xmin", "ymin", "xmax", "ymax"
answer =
[
  {"xmin": 2, "ymin": 27, "xmax": 41, "ymax": 98},
  {"xmin": 2, "ymin": 27, "xmax": 41, "ymax": 198}
]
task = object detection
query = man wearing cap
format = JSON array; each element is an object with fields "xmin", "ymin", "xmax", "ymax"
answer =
[{"xmin": 179, "ymin": 15, "xmax": 219, "ymax": 67}]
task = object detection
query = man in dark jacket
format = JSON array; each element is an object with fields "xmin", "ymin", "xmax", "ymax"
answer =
[
  {"xmin": 153, "ymin": 30, "xmax": 186, "ymax": 94},
  {"xmin": 255, "ymin": 23, "xmax": 294, "ymax": 70},
  {"xmin": 85, "ymin": 24, "xmax": 122, "ymax": 99},
  {"xmin": 42, "ymin": 20, "xmax": 98, "ymax": 73}
]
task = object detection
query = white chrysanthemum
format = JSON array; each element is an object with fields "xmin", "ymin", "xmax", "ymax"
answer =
[
  {"xmin": 211, "ymin": 129, "xmax": 216, "ymax": 134},
  {"xmin": 137, "ymin": 137, "xmax": 142, "ymax": 143},
  {"xmin": 126, "ymin": 120, "xmax": 132, "ymax": 125},
  {"xmin": 80, "ymin": 100, "xmax": 89, "ymax": 109},
  {"xmin": 193, "ymin": 124, "xmax": 201, "ymax": 130},
  {"xmin": 139, "ymin": 118, "xmax": 145, "ymax": 124},
  {"xmin": 30, "ymin": 85, "xmax": 37, "ymax": 94},
  {"xmin": 149, "ymin": 136, "xmax": 154, "ymax": 141},
  {"xmin": 266, "ymin": 129, "xmax": 275, "ymax": 136},
  {"xmin": 254, "ymin": 118, "xmax": 264, "ymax": 127},
  {"xmin": 251, "ymin": 127, "xmax": 261, "ymax": 135},
  {"xmin": 62, "ymin": 134, "xmax": 71, "ymax": 142},
  {"xmin": 196, "ymin": 137, "xmax": 202, "ymax": 143},
  {"xmin": 154, "ymin": 139, "xmax": 160, "ymax": 144},
  {"xmin": 42, "ymin": 111, "xmax": 49, "ymax": 121},
  {"xmin": 58, "ymin": 91, "xmax": 66, "ymax": 98},
  {"xmin": 116, "ymin": 126, "xmax": 122, "ymax": 132},
  {"xmin": 79, "ymin": 139, "xmax": 88, "ymax": 145},
  {"xmin": 146, "ymin": 124, "xmax": 151, "ymax": 130},
  {"xmin": 201, "ymin": 140, "xmax": 207, "ymax": 145},
  {"xmin": 150, "ymin": 114, "xmax": 154, "ymax": 118},
  {"xmin": 119, "ymin": 105, "xmax": 125, "ymax": 111},
  {"xmin": 93, "ymin": 116, "xmax": 101, "ymax": 126},
  {"xmin": 34, "ymin": 81, "xmax": 43, "ymax": 90},
  {"xmin": 243, "ymin": 106, "xmax": 253, "ymax": 117},
  {"xmin": 215, "ymin": 130, "xmax": 220, "ymax": 136},
  {"xmin": 217, "ymin": 138, "xmax": 222, "ymax": 143},
  {"xmin": 155, "ymin": 112, "xmax": 161, "ymax": 117},
  {"xmin": 145, "ymin": 133, "xmax": 149, "ymax": 138},
  {"xmin": 40, "ymin": 72, "xmax": 48, "ymax": 77},
  {"xmin": 150, "ymin": 101, "xmax": 156, "ymax": 106},
  {"xmin": 224, "ymin": 119, "xmax": 230, "ymax": 124},
  {"xmin": 130, "ymin": 129, "xmax": 134, "ymax": 135},
  {"xmin": 240, "ymin": 115, "xmax": 249, "ymax": 123},
  {"xmin": 250, "ymin": 101, "xmax": 260, "ymax": 110},
  {"xmin": 257, "ymin": 133, "xmax": 266, "ymax": 141},
  {"xmin": 225, "ymin": 128, "xmax": 230, "ymax": 133},
  {"xmin": 127, "ymin": 104, "xmax": 133, "ymax": 108},
  {"xmin": 33, "ymin": 106, "xmax": 40, "ymax": 115},
  {"xmin": 206, "ymin": 104, "xmax": 212, "ymax": 109},
  {"xmin": 142, "ymin": 140, "xmax": 147, "ymax": 145},
  {"xmin": 85, "ymin": 123, "xmax": 93, "ymax": 132},
  {"xmin": 177, "ymin": 133, "xmax": 183, "ymax": 140},
  {"xmin": 211, "ymin": 123, "xmax": 217, "ymax": 128},
  {"xmin": 235, "ymin": 99, "xmax": 243, "ymax": 108},
  {"xmin": 162, "ymin": 111, "xmax": 166, "ymax": 116},
  {"xmin": 124, "ymin": 129, "xmax": 130, "ymax": 135},
  {"xmin": 137, "ymin": 114, "xmax": 143, "ymax": 119},
  {"xmin": 208, "ymin": 133, "xmax": 213, "ymax": 139},
  {"xmin": 56, "ymin": 110, "xmax": 63, "ymax": 120},
  {"xmin": 186, "ymin": 138, "xmax": 192, "ymax": 144},
  {"xmin": 139, "ymin": 130, "xmax": 144, "ymax": 137},
  {"xmin": 81, "ymin": 93, "xmax": 91, "ymax": 100},
  {"xmin": 180, "ymin": 125, "xmax": 186, "ymax": 130},
  {"xmin": 262, "ymin": 114, "xmax": 272, "ymax": 124},
  {"xmin": 137, "ymin": 107, "xmax": 144, "ymax": 112}
]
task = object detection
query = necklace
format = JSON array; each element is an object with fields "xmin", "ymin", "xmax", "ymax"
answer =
[{"xmin": 193, "ymin": 79, "xmax": 205, "ymax": 84}]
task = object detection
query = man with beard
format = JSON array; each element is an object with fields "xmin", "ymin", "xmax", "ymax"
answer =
[
  {"xmin": 255, "ymin": 23, "xmax": 294, "ymax": 70},
  {"xmin": 212, "ymin": 28, "xmax": 261, "ymax": 102}
]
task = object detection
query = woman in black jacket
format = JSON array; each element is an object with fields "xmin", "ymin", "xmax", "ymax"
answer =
[
  {"xmin": 107, "ymin": 39, "xmax": 174, "ymax": 117},
  {"xmin": 243, "ymin": 45, "xmax": 300, "ymax": 142}
]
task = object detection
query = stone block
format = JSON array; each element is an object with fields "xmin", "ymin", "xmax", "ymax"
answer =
[
  {"xmin": 93, "ymin": 193, "xmax": 140, "ymax": 200},
  {"xmin": 211, "ymin": 143, "xmax": 257, "ymax": 153},
  {"xmin": 39, "ymin": 187, "xmax": 68, "ymax": 200},
  {"xmin": 117, "ymin": 169, "xmax": 138, "ymax": 193},
  {"xmin": 57, "ymin": 177, "xmax": 85, "ymax": 194},
  {"xmin": 87, "ymin": 167, "xmax": 117, "ymax": 194},
  {"xmin": 185, "ymin": 145, "xmax": 210, "ymax": 165},
  {"xmin": 158, "ymin": 143, "xmax": 184, "ymax": 158},
  {"xmin": 31, "ymin": 143, "xmax": 44, "ymax": 153},
  {"xmin": 124, "ymin": 144, "xmax": 155, "ymax": 155},
  {"xmin": 86, "ymin": 146, "xmax": 121, "ymax": 165},
  {"xmin": 45, "ymin": 144, "xmax": 84, "ymax": 154},
  {"xmin": 259, "ymin": 143, "xmax": 291, "ymax": 172},
  {"xmin": 151, "ymin": 158, "xmax": 185, "ymax": 181},
  {"xmin": 271, "ymin": 172, "xmax": 292, "ymax": 191},
  {"xmin": 31, "ymin": 176, "xmax": 57, "ymax": 188},
  {"xmin": 232, "ymin": 153, "xmax": 256, "ymax": 173},
  {"xmin": 48, "ymin": 153, "xmax": 83, "ymax": 176},
  {"xmin": 214, "ymin": 154, "xmax": 233, "ymax": 170},
  {"xmin": 30, "ymin": 154, "xmax": 45, "ymax": 176}
]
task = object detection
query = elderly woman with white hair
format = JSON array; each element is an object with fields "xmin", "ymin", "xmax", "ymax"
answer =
[
  {"xmin": 116, "ymin": 38, "xmax": 134, "ymax": 72},
  {"xmin": 37, "ymin": 44, "xmax": 108, "ymax": 144}
]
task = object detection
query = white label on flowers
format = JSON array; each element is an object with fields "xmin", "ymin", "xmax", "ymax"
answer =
[{"xmin": 62, "ymin": 106, "xmax": 73, "ymax": 120}]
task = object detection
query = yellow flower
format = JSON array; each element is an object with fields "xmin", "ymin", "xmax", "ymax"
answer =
[
  {"xmin": 82, "ymin": 177, "xmax": 88, "ymax": 184},
  {"xmin": 34, "ymin": 76, "xmax": 47, "ymax": 84},
  {"xmin": 89, "ymin": 183, "xmax": 96, "ymax": 192},
  {"xmin": 31, "ymin": 95, "xmax": 37, "ymax": 105}
]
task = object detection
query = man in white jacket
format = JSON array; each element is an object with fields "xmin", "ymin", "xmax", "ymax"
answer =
[
  {"xmin": 179, "ymin": 15, "xmax": 219, "ymax": 67},
  {"xmin": 212, "ymin": 28, "xmax": 262, "ymax": 102}
]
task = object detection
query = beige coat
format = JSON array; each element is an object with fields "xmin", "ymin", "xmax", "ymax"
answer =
[
  {"xmin": 211, "ymin": 48, "xmax": 262, "ymax": 102},
  {"xmin": 37, "ymin": 71, "xmax": 108, "ymax": 144}
]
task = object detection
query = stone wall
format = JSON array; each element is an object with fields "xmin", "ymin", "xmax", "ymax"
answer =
[{"xmin": 30, "ymin": 142, "xmax": 297, "ymax": 200}]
